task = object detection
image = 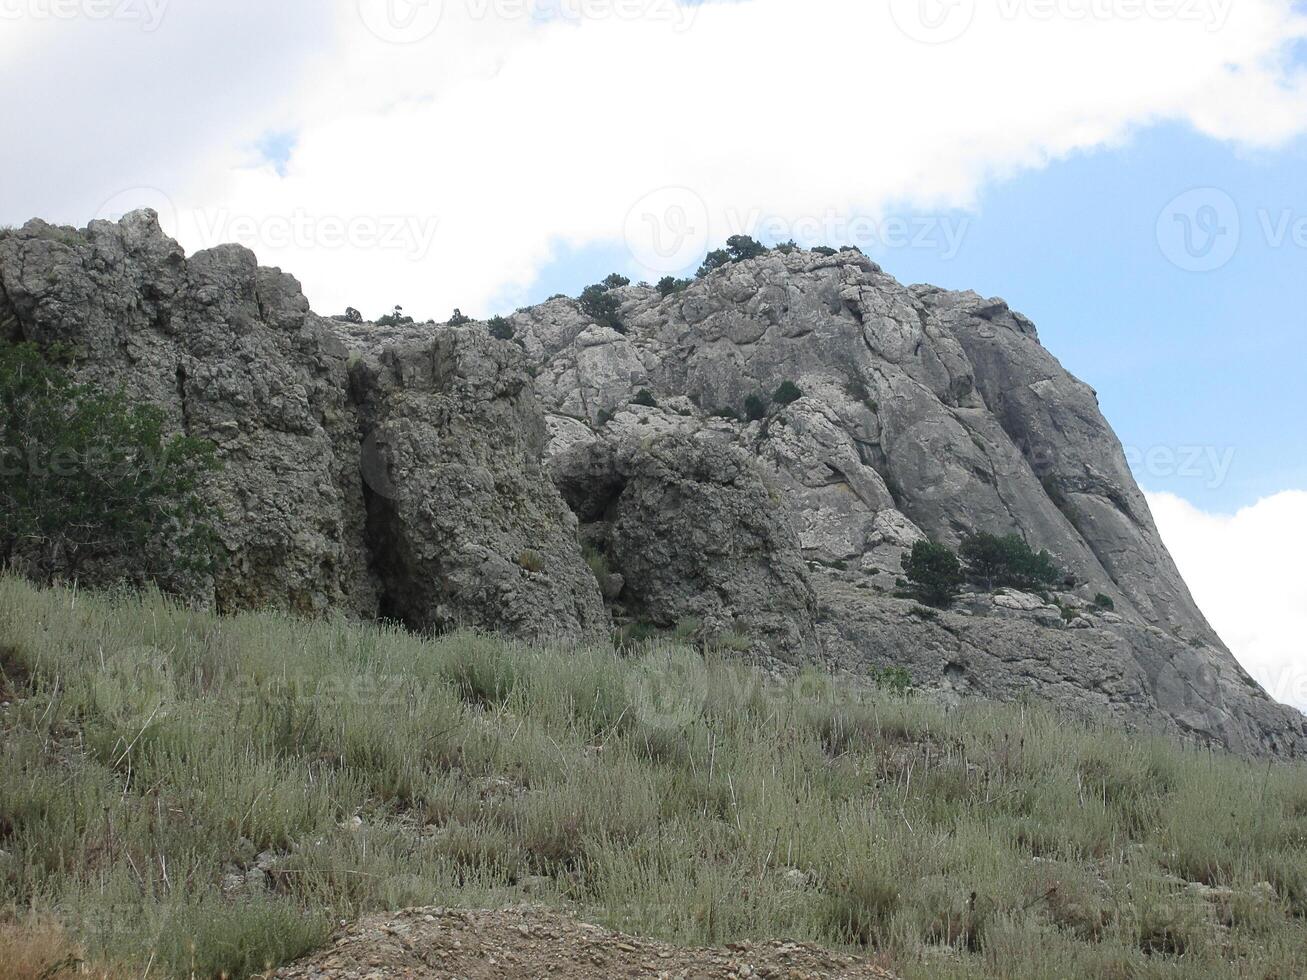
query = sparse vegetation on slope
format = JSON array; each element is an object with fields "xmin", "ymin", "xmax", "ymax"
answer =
[{"xmin": 2, "ymin": 578, "xmax": 1306, "ymax": 979}]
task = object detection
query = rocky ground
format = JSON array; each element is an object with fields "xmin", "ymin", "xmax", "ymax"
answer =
[{"xmin": 272, "ymin": 907, "xmax": 898, "ymax": 980}]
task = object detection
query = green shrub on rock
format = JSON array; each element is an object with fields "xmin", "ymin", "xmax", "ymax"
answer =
[
  {"xmin": 0, "ymin": 342, "xmax": 219, "ymax": 591},
  {"xmin": 901, "ymin": 540, "xmax": 963, "ymax": 608},
  {"xmin": 696, "ymin": 249, "xmax": 731, "ymax": 279},
  {"xmin": 744, "ymin": 393, "xmax": 771, "ymax": 422},
  {"xmin": 960, "ymin": 532, "xmax": 1063, "ymax": 592},
  {"xmin": 656, "ymin": 276, "xmax": 691, "ymax": 297},
  {"xmin": 376, "ymin": 305, "xmax": 414, "ymax": 327},
  {"xmin": 725, "ymin": 235, "xmax": 768, "ymax": 262},
  {"xmin": 579, "ymin": 285, "xmax": 625, "ymax": 333},
  {"xmin": 773, "ymin": 380, "xmax": 803, "ymax": 406}
]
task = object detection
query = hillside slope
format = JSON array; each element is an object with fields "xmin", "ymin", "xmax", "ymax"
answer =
[
  {"xmin": 2, "ymin": 578, "xmax": 1307, "ymax": 980},
  {"xmin": 0, "ymin": 212, "xmax": 1302, "ymax": 755}
]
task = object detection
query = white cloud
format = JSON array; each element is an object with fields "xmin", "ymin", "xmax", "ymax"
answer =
[
  {"xmin": 1148, "ymin": 490, "xmax": 1307, "ymax": 712},
  {"xmin": 2, "ymin": 0, "xmax": 1307, "ymax": 318}
]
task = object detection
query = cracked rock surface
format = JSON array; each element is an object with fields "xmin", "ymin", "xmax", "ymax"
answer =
[
  {"xmin": 2, "ymin": 214, "xmax": 1301, "ymax": 754},
  {"xmin": 511, "ymin": 249, "xmax": 1305, "ymax": 756},
  {"xmin": 0, "ymin": 212, "xmax": 603, "ymax": 640}
]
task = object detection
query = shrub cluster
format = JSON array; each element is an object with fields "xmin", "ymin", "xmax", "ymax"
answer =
[
  {"xmin": 579, "ymin": 282, "xmax": 625, "ymax": 334},
  {"xmin": 901, "ymin": 532, "xmax": 1069, "ymax": 608},
  {"xmin": 696, "ymin": 235, "xmax": 769, "ymax": 278},
  {"xmin": 656, "ymin": 276, "xmax": 691, "ymax": 298},
  {"xmin": 900, "ymin": 540, "xmax": 964, "ymax": 607},
  {"xmin": 0, "ymin": 342, "xmax": 219, "ymax": 591},
  {"xmin": 959, "ymin": 532, "xmax": 1062, "ymax": 591},
  {"xmin": 376, "ymin": 305, "xmax": 414, "ymax": 327}
]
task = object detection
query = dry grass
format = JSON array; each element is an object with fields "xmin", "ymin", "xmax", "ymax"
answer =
[
  {"xmin": 0, "ymin": 913, "xmax": 135, "ymax": 980},
  {"xmin": 1, "ymin": 575, "xmax": 1306, "ymax": 979}
]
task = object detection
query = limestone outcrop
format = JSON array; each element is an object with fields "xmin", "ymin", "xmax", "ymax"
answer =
[
  {"xmin": 2, "ymin": 214, "xmax": 1301, "ymax": 754},
  {"xmin": 0, "ymin": 212, "xmax": 604, "ymax": 640},
  {"xmin": 508, "ymin": 248, "xmax": 1304, "ymax": 755}
]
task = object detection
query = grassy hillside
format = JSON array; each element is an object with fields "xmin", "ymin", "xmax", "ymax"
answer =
[{"xmin": 1, "ymin": 576, "xmax": 1305, "ymax": 979}]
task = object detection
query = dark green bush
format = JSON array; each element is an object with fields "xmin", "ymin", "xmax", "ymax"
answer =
[
  {"xmin": 901, "ymin": 540, "xmax": 963, "ymax": 608},
  {"xmin": 656, "ymin": 276, "xmax": 691, "ymax": 297},
  {"xmin": 487, "ymin": 316, "xmax": 515, "ymax": 341},
  {"xmin": 773, "ymin": 380, "xmax": 803, "ymax": 405},
  {"xmin": 579, "ymin": 285, "xmax": 625, "ymax": 333},
  {"xmin": 774, "ymin": 240, "xmax": 799, "ymax": 255},
  {"xmin": 631, "ymin": 389, "xmax": 658, "ymax": 408},
  {"xmin": 744, "ymin": 393, "xmax": 771, "ymax": 422},
  {"xmin": 696, "ymin": 249, "xmax": 731, "ymax": 279},
  {"xmin": 0, "ymin": 342, "xmax": 219, "ymax": 590},
  {"xmin": 1094, "ymin": 593, "xmax": 1116, "ymax": 611},
  {"xmin": 696, "ymin": 237, "xmax": 769, "ymax": 278},
  {"xmin": 375, "ymin": 305, "xmax": 415, "ymax": 327},
  {"xmin": 448, "ymin": 308, "xmax": 472, "ymax": 327},
  {"xmin": 812, "ymin": 246, "xmax": 838, "ymax": 257},
  {"xmin": 959, "ymin": 532, "xmax": 1062, "ymax": 592},
  {"xmin": 602, "ymin": 273, "xmax": 631, "ymax": 290},
  {"xmin": 725, "ymin": 235, "xmax": 768, "ymax": 262}
]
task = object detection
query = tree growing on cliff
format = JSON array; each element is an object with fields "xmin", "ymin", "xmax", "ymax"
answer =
[
  {"xmin": 726, "ymin": 235, "xmax": 768, "ymax": 262},
  {"xmin": 959, "ymin": 532, "xmax": 1062, "ymax": 592},
  {"xmin": 0, "ymin": 342, "xmax": 219, "ymax": 591},
  {"xmin": 579, "ymin": 284, "xmax": 625, "ymax": 333},
  {"xmin": 657, "ymin": 276, "xmax": 690, "ymax": 297},
  {"xmin": 901, "ymin": 540, "xmax": 963, "ymax": 607}
]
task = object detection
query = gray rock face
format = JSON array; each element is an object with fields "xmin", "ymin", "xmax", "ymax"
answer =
[
  {"xmin": 551, "ymin": 424, "xmax": 816, "ymax": 653},
  {"xmin": 2, "ymin": 215, "xmax": 1300, "ymax": 754},
  {"xmin": 0, "ymin": 213, "xmax": 603, "ymax": 640},
  {"xmin": 343, "ymin": 324, "xmax": 606, "ymax": 639},
  {"xmin": 511, "ymin": 249, "xmax": 1304, "ymax": 756}
]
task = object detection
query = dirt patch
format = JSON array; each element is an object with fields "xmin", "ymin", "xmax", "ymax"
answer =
[{"xmin": 273, "ymin": 906, "xmax": 898, "ymax": 979}]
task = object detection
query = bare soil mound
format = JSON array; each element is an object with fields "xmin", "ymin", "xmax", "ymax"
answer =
[{"xmin": 272, "ymin": 906, "xmax": 898, "ymax": 979}]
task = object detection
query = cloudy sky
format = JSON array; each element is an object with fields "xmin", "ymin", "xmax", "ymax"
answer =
[{"xmin": 2, "ymin": 0, "xmax": 1304, "ymax": 706}]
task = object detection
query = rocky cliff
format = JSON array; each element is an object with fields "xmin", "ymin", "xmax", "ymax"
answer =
[{"xmin": 1, "ymin": 212, "xmax": 1302, "ymax": 756}]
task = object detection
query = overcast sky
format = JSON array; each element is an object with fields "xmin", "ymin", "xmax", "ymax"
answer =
[{"xmin": 2, "ymin": 0, "xmax": 1304, "ymax": 707}]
